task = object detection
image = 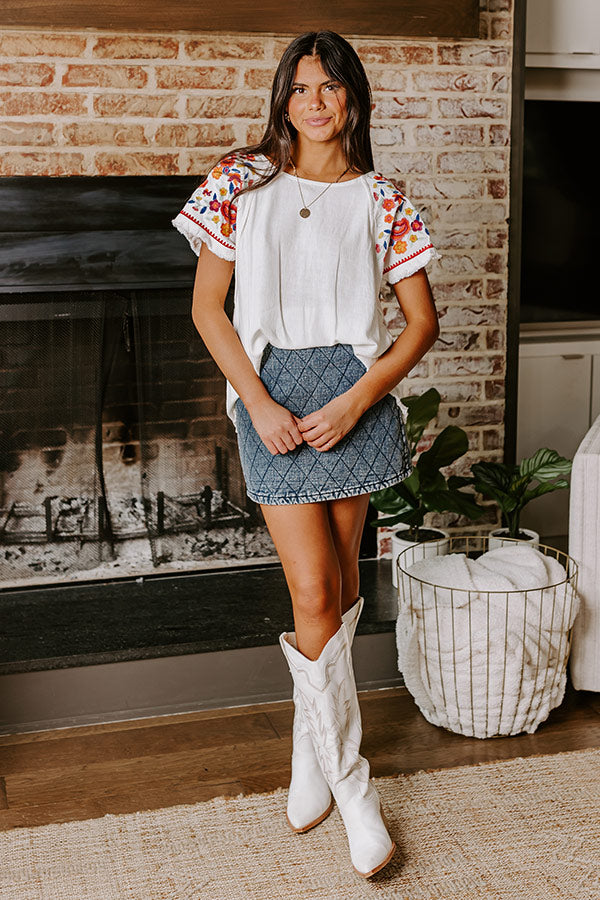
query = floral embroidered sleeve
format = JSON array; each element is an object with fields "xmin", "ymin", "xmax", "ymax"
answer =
[
  {"xmin": 373, "ymin": 175, "xmax": 441, "ymax": 284},
  {"xmin": 171, "ymin": 155, "xmax": 247, "ymax": 262}
]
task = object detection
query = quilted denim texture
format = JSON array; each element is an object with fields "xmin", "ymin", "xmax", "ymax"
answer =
[{"xmin": 235, "ymin": 343, "xmax": 412, "ymax": 505}]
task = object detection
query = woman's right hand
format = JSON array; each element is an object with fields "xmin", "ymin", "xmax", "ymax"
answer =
[{"xmin": 247, "ymin": 397, "xmax": 305, "ymax": 456}]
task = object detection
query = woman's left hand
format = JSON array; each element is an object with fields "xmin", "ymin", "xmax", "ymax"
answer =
[{"xmin": 296, "ymin": 393, "xmax": 362, "ymax": 451}]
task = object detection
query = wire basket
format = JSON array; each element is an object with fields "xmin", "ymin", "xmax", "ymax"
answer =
[{"xmin": 395, "ymin": 534, "xmax": 580, "ymax": 739}]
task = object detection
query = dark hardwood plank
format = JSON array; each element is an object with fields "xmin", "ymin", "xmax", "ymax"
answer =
[
  {"xmin": 0, "ymin": 780, "xmax": 246, "ymax": 830},
  {"xmin": 0, "ymin": 1, "xmax": 480, "ymax": 39},
  {"xmin": 0, "ymin": 710, "xmax": 278, "ymax": 776},
  {"xmin": 4, "ymin": 739, "xmax": 292, "ymax": 810},
  {"xmin": 0, "ymin": 800, "xmax": 107, "ymax": 831},
  {"xmin": 1, "ymin": 682, "xmax": 598, "ymax": 831}
]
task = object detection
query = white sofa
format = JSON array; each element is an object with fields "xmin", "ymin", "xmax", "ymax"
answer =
[{"xmin": 569, "ymin": 414, "xmax": 600, "ymax": 691}]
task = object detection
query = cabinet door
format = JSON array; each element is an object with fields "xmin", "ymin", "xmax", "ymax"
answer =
[
  {"xmin": 517, "ymin": 350, "xmax": 591, "ymax": 537},
  {"xmin": 526, "ymin": 0, "xmax": 600, "ymax": 55}
]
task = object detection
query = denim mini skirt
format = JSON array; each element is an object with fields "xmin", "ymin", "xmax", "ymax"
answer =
[{"xmin": 234, "ymin": 342, "xmax": 412, "ymax": 505}]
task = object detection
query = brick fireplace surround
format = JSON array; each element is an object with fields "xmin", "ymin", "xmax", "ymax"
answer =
[{"xmin": 0, "ymin": 3, "xmax": 514, "ymax": 560}]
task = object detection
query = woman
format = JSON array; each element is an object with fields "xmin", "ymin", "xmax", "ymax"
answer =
[{"xmin": 173, "ymin": 31, "xmax": 440, "ymax": 878}]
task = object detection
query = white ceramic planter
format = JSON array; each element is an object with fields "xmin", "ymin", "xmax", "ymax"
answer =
[
  {"xmin": 487, "ymin": 527, "xmax": 540, "ymax": 551},
  {"xmin": 391, "ymin": 528, "xmax": 450, "ymax": 588}
]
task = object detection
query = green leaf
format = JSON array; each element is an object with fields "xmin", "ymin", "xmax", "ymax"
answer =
[
  {"xmin": 369, "ymin": 492, "xmax": 405, "ymax": 514},
  {"xmin": 367, "ymin": 512, "xmax": 414, "ymax": 527},
  {"xmin": 505, "ymin": 473, "xmax": 532, "ymax": 508},
  {"xmin": 471, "ymin": 461, "xmax": 516, "ymax": 495},
  {"xmin": 519, "ymin": 448, "xmax": 572, "ymax": 482},
  {"xmin": 447, "ymin": 475, "xmax": 474, "ymax": 490},
  {"xmin": 421, "ymin": 489, "xmax": 485, "ymax": 519},
  {"xmin": 417, "ymin": 425, "xmax": 469, "ymax": 474},
  {"xmin": 368, "ymin": 391, "xmax": 483, "ymax": 531},
  {"xmin": 471, "ymin": 450, "xmax": 571, "ymax": 522},
  {"xmin": 369, "ymin": 481, "xmax": 419, "ymax": 518},
  {"xmin": 369, "ymin": 485, "xmax": 404, "ymax": 509},
  {"xmin": 418, "ymin": 469, "xmax": 446, "ymax": 493},
  {"xmin": 397, "ymin": 469, "xmax": 420, "ymax": 497},
  {"xmin": 521, "ymin": 479, "xmax": 570, "ymax": 505},
  {"xmin": 401, "ymin": 388, "xmax": 440, "ymax": 451},
  {"xmin": 395, "ymin": 506, "xmax": 426, "ymax": 528},
  {"xmin": 470, "ymin": 467, "xmax": 517, "ymax": 513}
]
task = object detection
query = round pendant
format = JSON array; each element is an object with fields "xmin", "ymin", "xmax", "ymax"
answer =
[{"xmin": 299, "ymin": 207, "xmax": 311, "ymax": 218}]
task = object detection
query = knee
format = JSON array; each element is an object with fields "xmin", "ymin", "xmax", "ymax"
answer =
[{"xmin": 291, "ymin": 572, "xmax": 342, "ymax": 622}]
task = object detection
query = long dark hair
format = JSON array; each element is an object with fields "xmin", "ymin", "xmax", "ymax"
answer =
[{"xmin": 216, "ymin": 31, "xmax": 374, "ymax": 213}]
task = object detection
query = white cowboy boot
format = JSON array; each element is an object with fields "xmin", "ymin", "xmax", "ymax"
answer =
[
  {"xmin": 285, "ymin": 596, "xmax": 365, "ymax": 833},
  {"xmin": 279, "ymin": 616, "xmax": 396, "ymax": 878}
]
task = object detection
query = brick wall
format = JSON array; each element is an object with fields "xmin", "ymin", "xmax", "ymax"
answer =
[{"xmin": 0, "ymin": 1, "xmax": 514, "ymax": 549}]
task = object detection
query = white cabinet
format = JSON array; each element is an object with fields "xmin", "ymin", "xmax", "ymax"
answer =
[
  {"xmin": 517, "ymin": 331, "xmax": 600, "ymax": 537},
  {"xmin": 526, "ymin": 0, "xmax": 600, "ymax": 68}
]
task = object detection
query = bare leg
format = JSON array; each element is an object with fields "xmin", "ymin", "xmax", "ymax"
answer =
[
  {"xmin": 260, "ymin": 493, "xmax": 371, "ymax": 660},
  {"xmin": 274, "ymin": 491, "xmax": 395, "ymax": 875},
  {"xmin": 260, "ymin": 500, "xmax": 341, "ymax": 660},
  {"xmin": 326, "ymin": 492, "xmax": 371, "ymax": 616}
]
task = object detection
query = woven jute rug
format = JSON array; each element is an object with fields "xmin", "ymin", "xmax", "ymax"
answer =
[{"xmin": 1, "ymin": 748, "xmax": 599, "ymax": 900}]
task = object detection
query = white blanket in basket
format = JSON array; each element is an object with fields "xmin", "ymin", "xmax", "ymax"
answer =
[{"xmin": 396, "ymin": 545, "xmax": 580, "ymax": 738}]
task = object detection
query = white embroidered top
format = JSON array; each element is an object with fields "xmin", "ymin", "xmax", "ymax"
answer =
[{"xmin": 172, "ymin": 151, "xmax": 441, "ymax": 432}]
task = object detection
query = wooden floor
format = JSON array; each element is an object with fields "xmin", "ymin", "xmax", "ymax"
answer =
[{"xmin": 0, "ymin": 678, "xmax": 599, "ymax": 831}]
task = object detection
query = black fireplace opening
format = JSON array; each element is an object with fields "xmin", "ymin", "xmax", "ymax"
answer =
[{"xmin": 0, "ymin": 286, "xmax": 281, "ymax": 588}]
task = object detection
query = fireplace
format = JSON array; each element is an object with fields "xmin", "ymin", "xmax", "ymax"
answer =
[{"xmin": 0, "ymin": 175, "xmax": 299, "ymax": 588}]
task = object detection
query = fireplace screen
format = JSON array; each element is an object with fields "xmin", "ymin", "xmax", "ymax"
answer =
[{"xmin": 0, "ymin": 288, "xmax": 276, "ymax": 588}]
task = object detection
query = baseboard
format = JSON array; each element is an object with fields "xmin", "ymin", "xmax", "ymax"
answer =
[{"xmin": 0, "ymin": 630, "xmax": 403, "ymax": 735}]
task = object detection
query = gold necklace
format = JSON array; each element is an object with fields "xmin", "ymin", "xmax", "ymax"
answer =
[{"xmin": 291, "ymin": 160, "xmax": 350, "ymax": 218}]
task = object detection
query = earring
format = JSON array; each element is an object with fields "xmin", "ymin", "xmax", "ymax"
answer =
[{"xmin": 284, "ymin": 112, "xmax": 290, "ymax": 122}]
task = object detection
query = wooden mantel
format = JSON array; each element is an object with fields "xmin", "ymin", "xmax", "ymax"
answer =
[{"xmin": 0, "ymin": 0, "xmax": 480, "ymax": 38}]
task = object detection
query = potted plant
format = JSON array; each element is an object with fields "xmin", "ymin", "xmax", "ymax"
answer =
[
  {"xmin": 470, "ymin": 448, "xmax": 572, "ymax": 548},
  {"xmin": 369, "ymin": 388, "xmax": 484, "ymax": 586}
]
